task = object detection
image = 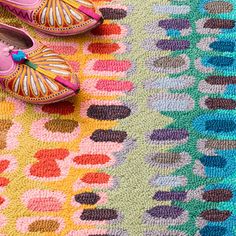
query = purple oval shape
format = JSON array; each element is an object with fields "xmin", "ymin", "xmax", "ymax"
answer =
[
  {"xmin": 156, "ymin": 40, "xmax": 190, "ymax": 51},
  {"xmin": 150, "ymin": 129, "xmax": 189, "ymax": 141},
  {"xmin": 80, "ymin": 209, "xmax": 118, "ymax": 221},
  {"xmin": 153, "ymin": 191, "xmax": 187, "ymax": 201},
  {"xmin": 147, "ymin": 206, "xmax": 184, "ymax": 219},
  {"xmin": 158, "ymin": 19, "xmax": 190, "ymax": 30}
]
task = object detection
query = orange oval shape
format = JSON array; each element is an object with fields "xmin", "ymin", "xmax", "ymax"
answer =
[
  {"xmin": 74, "ymin": 154, "xmax": 110, "ymax": 165},
  {"xmin": 0, "ymin": 177, "xmax": 9, "ymax": 187},
  {"xmin": 88, "ymin": 43, "xmax": 120, "ymax": 54},
  {"xmin": 42, "ymin": 101, "xmax": 75, "ymax": 115},
  {"xmin": 81, "ymin": 173, "xmax": 110, "ymax": 184},
  {"xmin": 91, "ymin": 24, "xmax": 121, "ymax": 36}
]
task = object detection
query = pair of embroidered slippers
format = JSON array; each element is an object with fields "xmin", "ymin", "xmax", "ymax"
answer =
[{"xmin": 0, "ymin": 0, "xmax": 103, "ymax": 104}]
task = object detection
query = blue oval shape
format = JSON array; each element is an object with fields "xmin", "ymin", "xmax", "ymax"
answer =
[
  {"xmin": 208, "ymin": 56, "xmax": 234, "ymax": 67},
  {"xmin": 200, "ymin": 156, "xmax": 227, "ymax": 168},
  {"xmin": 210, "ymin": 41, "xmax": 235, "ymax": 52},
  {"xmin": 200, "ymin": 226, "xmax": 227, "ymax": 236}
]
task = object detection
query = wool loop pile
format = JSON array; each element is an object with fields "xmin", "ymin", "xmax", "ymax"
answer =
[{"xmin": 0, "ymin": 0, "xmax": 236, "ymax": 235}]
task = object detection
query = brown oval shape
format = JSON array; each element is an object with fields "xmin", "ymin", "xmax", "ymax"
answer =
[
  {"xmin": 75, "ymin": 192, "xmax": 100, "ymax": 205},
  {"xmin": 204, "ymin": 19, "xmax": 235, "ymax": 29},
  {"xmin": 44, "ymin": 119, "xmax": 78, "ymax": 133},
  {"xmin": 200, "ymin": 209, "xmax": 231, "ymax": 221},
  {"xmin": 206, "ymin": 140, "xmax": 236, "ymax": 150},
  {"xmin": 151, "ymin": 153, "xmax": 181, "ymax": 164},
  {"xmin": 205, "ymin": 1, "xmax": 233, "ymax": 14},
  {"xmin": 91, "ymin": 129, "xmax": 127, "ymax": 143},
  {"xmin": 100, "ymin": 8, "xmax": 127, "ymax": 20},
  {"xmin": 0, "ymin": 119, "xmax": 13, "ymax": 131},
  {"xmin": 0, "ymin": 137, "xmax": 7, "ymax": 150},
  {"xmin": 205, "ymin": 97, "xmax": 236, "ymax": 110},
  {"xmin": 154, "ymin": 56, "xmax": 185, "ymax": 69},
  {"xmin": 87, "ymin": 105, "xmax": 131, "ymax": 120},
  {"xmin": 28, "ymin": 220, "xmax": 59, "ymax": 232},
  {"xmin": 203, "ymin": 189, "xmax": 233, "ymax": 202},
  {"xmin": 0, "ymin": 119, "xmax": 13, "ymax": 149},
  {"xmin": 206, "ymin": 75, "xmax": 236, "ymax": 85},
  {"xmin": 80, "ymin": 209, "xmax": 118, "ymax": 221}
]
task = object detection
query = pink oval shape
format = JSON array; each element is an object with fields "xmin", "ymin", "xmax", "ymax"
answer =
[
  {"xmin": 96, "ymin": 80, "xmax": 133, "ymax": 92},
  {"xmin": 45, "ymin": 43, "xmax": 78, "ymax": 55},
  {"xmin": 27, "ymin": 197, "xmax": 62, "ymax": 212},
  {"xmin": 93, "ymin": 60, "xmax": 132, "ymax": 72}
]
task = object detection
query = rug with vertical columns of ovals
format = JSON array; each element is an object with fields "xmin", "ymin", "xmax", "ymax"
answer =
[{"xmin": 0, "ymin": 0, "xmax": 236, "ymax": 235}]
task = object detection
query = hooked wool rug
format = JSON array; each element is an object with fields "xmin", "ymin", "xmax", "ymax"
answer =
[{"xmin": 0, "ymin": 0, "xmax": 236, "ymax": 235}]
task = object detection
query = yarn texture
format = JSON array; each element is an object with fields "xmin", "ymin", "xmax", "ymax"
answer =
[{"xmin": 0, "ymin": 0, "xmax": 236, "ymax": 235}]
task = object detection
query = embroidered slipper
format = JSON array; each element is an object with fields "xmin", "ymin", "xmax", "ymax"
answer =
[
  {"xmin": 0, "ymin": 23, "xmax": 80, "ymax": 104},
  {"xmin": 0, "ymin": 0, "xmax": 103, "ymax": 36}
]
